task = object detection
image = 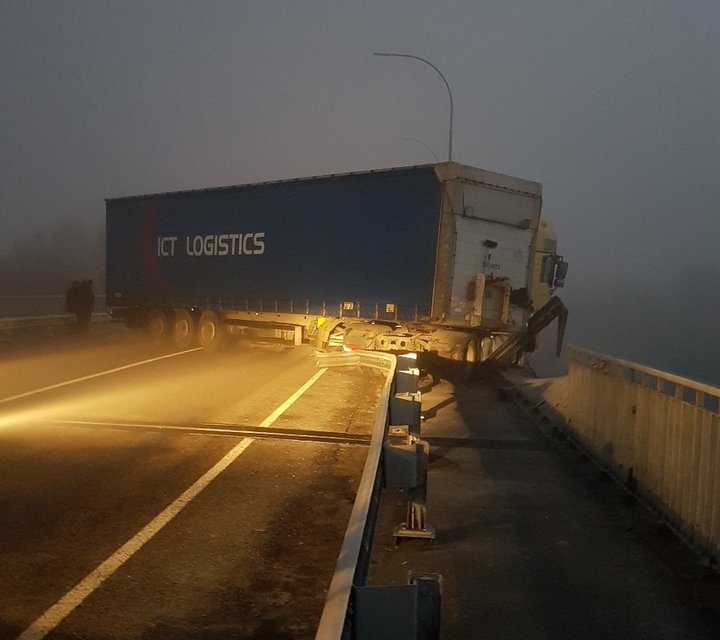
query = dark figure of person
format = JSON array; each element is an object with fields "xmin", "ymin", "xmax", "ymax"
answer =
[
  {"xmin": 75, "ymin": 280, "xmax": 95, "ymax": 335},
  {"xmin": 66, "ymin": 280, "xmax": 94, "ymax": 335}
]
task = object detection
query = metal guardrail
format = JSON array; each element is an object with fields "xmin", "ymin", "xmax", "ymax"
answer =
[
  {"xmin": 314, "ymin": 351, "xmax": 440, "ymax": 640},
  {"xmin": 0, "ymin": 295, "xmax": 107, "ymax": 318},
  {"xmin": 0, "ymin": 314, "xmax": 73, "ymax": 330},
  {"xmin": 0, "ymin": 313, "xmax": 109, "ymax": 332},
  {"xmin": 567, "ymin": 347, "xmax": 720, "ymax": 559}
]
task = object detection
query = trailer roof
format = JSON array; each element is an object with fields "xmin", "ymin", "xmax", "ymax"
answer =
[{"xmin": 105, "ymin": 162, "xmax": 541, "ymax": 203}]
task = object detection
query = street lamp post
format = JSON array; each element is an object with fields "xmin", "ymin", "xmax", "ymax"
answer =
[{"xmin": 374, "ymin": 52, "xmax": 454, "ymax": 162}]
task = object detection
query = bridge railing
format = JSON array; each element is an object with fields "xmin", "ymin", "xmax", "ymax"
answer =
[
  {"xmin": 0, "ymin": 295, "xmax": 107, "ymax": 318},
  {"xmin": 0, "ymin": 296, "xmax": 109, "ymax": 338},
  {"xmin": 567, "ymin": 347, "xmax": 720, "ymax": 558}
]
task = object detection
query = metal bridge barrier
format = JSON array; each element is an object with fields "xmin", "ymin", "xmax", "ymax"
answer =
[
  {"xmin": 314, "ymin": 351, "xmax": 441, "ymax": 640},
  {"xmin": 0, "ymin": 314, "xmax": 72, "ymax": 332},
  {"xmin": 0, "ymin": 296, "xmax": 108, "ymax": 341},
  {"xmin": 0, "ymin": 294, "xmax": 107, "ymax": 318},
  {"xmin": 0, "ymin": 313, "xmax": 109, "ymax": 337},
  {"xmin": 567, "ymin": 347, "xmax": 720, "ymax": 560}
]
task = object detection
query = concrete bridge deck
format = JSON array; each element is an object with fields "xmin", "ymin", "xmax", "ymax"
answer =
[{"xmin": 368, "ymin": 372, "xmax": 720, "ymax": 639}]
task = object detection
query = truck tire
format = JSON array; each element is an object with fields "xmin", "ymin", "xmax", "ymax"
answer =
[
  {"xmin": 146, "ymin": 309, "xmax": 169, "ymax": 341},
  {"xmin": 173, "ymin": 308, "xmax": 196, "ymax": 349},
  {"xmin": 197, "ymin": 310, "xmax": 224, "ymax": 352}
]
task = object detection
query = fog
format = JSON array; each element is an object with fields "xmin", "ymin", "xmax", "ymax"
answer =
[
  {"xmin": 0, "ymin": 217, "xmax": 104, "ymax": 295},
  {"xmin": 1, "ymin": 2, "xmax": 718, "ymax": 384},
  {"xmin": 537, "ymin": 264, "xmax": 720, "ymax": 385}
]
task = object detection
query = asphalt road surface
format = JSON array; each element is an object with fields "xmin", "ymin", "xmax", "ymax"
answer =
[{"xmin": 0, "ymin": 329, "xmax": 383, "ymax": 639}]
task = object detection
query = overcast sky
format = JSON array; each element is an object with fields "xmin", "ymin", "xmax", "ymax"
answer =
[{"xmin": 1, "ymin": 1, "xmax": 718, "ymax": 381}]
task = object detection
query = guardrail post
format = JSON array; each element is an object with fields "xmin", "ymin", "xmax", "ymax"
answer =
[
  {"xmin": 353, "ymin": 572, "xmax": 442, "ymax": 640},
  {"xmin": 391, "ymin": 392, "xmax": 422, "ymax": 437},
  {"xmin": 392, "ymin": 353, "xmax": 422, "ymax": 436},
  {"xmin": 396, "ymin": 436, "xmax": 434, "ymax": 543},
  {"xmin": 396, "ymin": 354, "xmax": 421, "ymax": 394},
  {"xmin": 386, "ymin": 354, "xmax": 434, "ymax": 542},
  {"xmin": 384, "ymin": 426, "xmax": 435, "ymax": 542}
]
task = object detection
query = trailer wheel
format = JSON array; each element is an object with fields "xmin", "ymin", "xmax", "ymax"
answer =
[
  {"xmin": 197, "ymin": 310, "xmax": 224, "ymax": 352},
  {"xmin": 173, "ymin": 308, "xmax": 196, "ymax": 349},
  {"xmin": 146, "ymin": 309, "xmax": 169, "ymax": 341}
]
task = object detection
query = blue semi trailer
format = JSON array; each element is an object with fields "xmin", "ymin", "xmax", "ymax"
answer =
[{"xmin": 106, "ymin": 162, "xmax": 567, "ymax": 365}]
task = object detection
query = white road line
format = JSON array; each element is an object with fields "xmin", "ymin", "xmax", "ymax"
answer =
[
  {"xmin": 258, "ymin": 368, "xmax": 327, "ymax": 427},
  {"xmin": 16, "ymin": 366, "xmax": 328, "ymax": 640},
  {"xmin": 0, "ymin": 348, "xmax": 202, "ymax": 405}
]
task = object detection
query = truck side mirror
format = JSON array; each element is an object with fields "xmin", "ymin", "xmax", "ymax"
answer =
[
  {"xmin": 553, "ymin": 260, "xmax": 568, "ymax": 288},
  {"xmin": 540, "ymin": 255, "xmax": 555, "ymax": 283}
]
